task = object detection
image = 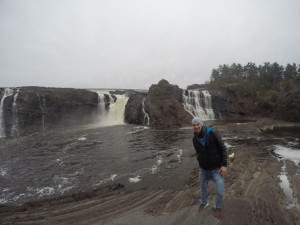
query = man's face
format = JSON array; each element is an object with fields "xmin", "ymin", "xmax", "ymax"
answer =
[{"xmin": 192, "ymin": 123, "xmax": 202, "ymax": 133}]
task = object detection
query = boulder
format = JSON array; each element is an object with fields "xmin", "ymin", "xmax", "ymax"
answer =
[{"xmin": 146, "ymin": 79, "xmax": 192, "ymax": 127}]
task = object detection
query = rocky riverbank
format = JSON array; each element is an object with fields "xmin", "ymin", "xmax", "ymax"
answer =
[{"xmin": 1, "ymin": 119, "xmax": 299, "ymax": 225}]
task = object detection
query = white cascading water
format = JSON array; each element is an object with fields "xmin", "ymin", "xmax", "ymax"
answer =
[
  {"xmin": 0, "ymin": 88, "xmax": 14, "ymax": 138},
  {"xmin": 97, "ymin": 92, "xmax": 107, "ymax": 113},
  {"xmin": 94, "ymin": 90, "xmax": 129, "ymax": 126},
  {"xmin": 142, "ymin": 98, "xmax": 150, "ymax": 125},
  {"xmin": 11, "ymin": 89, "xmax": 20, "ymax": 137},
  {"xmin": 182, "ymin": 89, "xmax": 215, "ymax": 120}
]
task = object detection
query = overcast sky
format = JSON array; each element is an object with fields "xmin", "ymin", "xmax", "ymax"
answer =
[{"xmin": 1, "ymin": 0, "xmax": 300, "ymax": 89}]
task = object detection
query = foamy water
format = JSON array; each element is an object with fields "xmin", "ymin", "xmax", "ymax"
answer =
[
  {"xmin": 129, "ymin": 176, "xmax": 141, "ymax": 183},
  {"xmin": 97, "ymin": 174, "xmax": 118, "ymax": 185},
  {"xmin": 0, "ymin": 167, "xmax": 7, "ymax": 177},
  {"xmin": 127, "ymin": 126, "xmax": 150, "ymax": 134},
  {"xmin": 78, "ymin": 137, "xmax": 87, "ymax": 141},
  {"xmin": 274, "ymin": 145, "xmax": 300, "ymax": 165}
]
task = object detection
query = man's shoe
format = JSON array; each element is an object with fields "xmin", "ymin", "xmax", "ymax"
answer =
[
  {"xmin": 212, "ymin": 207, "xmax": 221, "ymax": 219},
  {"xmin": 198, "ymin": 203, "xmax": 209, "ymax": 213}
]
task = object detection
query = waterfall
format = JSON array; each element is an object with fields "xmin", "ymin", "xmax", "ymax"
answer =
[
  {"xmin": 97, "ymin": 92, "xmax": 106, "ymax": 113},
  {"xmin": 142, "ymin": 98, "xmax": 150, "ymax": 125},
  {"xmin": 94, "ymin": 90, "xmax": 129, "ymax": 126},
  {"xmin": 182, "ymin": 89, "xmax": 215, "ymax": 120},
  {"xmin": 0, "ymin": 88, "xmax": 14, "ymax": 138},
  {"xmin": 11, "ymin": 89, "xmax": 20, "ymax": 137},
  {"xmin": 95, "ymin": 90, "xmax": 116, "ymax": 115}
]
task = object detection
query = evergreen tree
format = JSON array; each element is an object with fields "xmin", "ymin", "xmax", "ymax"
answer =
[
  {"xmin": 258, "ymin": 62, "xmax": 273, "ymax": 89},
  {"xmin": 284, "ymin": 63, "xmax": 297, "ymax": 81},
  {"xmin": 211, "ymin": 68, "xmax": 220, "ymax": 82},
  {"xmin": 230, "ymin": 63, "xmax": 244, "ymax": 80},
  {"xmin": 243, "ymin": 62, "xmax": 258, "ymax": 80},
  {"xmin": 271, "ymin": 62, "xmax": 284, "ymax": 89}
]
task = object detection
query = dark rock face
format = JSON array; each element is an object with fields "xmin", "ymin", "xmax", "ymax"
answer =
[
  {"xmin": 207, "ymin": 90, "xmax": 228, "ymax": 119},
  {"xmin": 209, "ymin": 86, "xmax": 300, "ymax": 122},
  {"xmin": 146, "ymin": 79, "xmax": 192, "ymax": 127},
  {"xmin": 124, "ymin": 92, "xmax": 148, "ymax": 125},
  {"xmin": 1, "ymin": 87, "xmax": 99, "ymax": 136},
  {"xmin": 209, "ymin": 87, "xmax": 270, "ymax": 120},
  {"xmin": 274, "ymin": 91, "xmax": 300, "ymax": 121}
]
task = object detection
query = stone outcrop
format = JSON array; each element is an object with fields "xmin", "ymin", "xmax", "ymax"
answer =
[
  {"xmin": 124, "ymin": 92, "xmax": 148, "ymax": 125},
  {"xmin": 146, "ymin": 79, "xmax": 192, "ymax": 127},
  {"xmin": 0, "ymin": 87, "xmax": 99, "ymax": 136}
]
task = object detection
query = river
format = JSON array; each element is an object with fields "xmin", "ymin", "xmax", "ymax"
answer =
[{"xmin": 0, "ymin": 121, "xmax": 299, "ymax": 208}]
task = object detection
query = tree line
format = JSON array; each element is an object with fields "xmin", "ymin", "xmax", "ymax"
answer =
[{"xmin": 209, "ymin": 62, "xmax": 300, "ymax": 99}]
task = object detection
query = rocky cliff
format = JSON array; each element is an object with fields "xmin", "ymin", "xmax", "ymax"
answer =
[
  {"xmin": 0, "ymin": 87, "xmax": 98, "ymax": 136},
  {"xmin": 209, "ymin": 87, "xmax": 261, "ymax": 119},
  {"xmin": 208, "ymin": 85, "xmax": 300, "ymax": 122}
]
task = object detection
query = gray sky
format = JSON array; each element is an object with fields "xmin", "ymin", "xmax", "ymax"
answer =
[{"xmin": 1, "ymin": 0, "xmax": 300, "ymax": 89}]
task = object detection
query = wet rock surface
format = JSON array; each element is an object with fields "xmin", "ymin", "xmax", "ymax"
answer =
[{"xmin": 1, "ymin": 119, "xmax": 299, "ymax": 225}]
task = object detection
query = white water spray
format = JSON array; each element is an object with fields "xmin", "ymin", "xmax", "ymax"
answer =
[
  {"xmin": 0, "ymin": 88, "xmax": 14, "ymax": 138},
  {"xmin": 94, "ymin": 90, "xmax": 129, "ymax": 126},
  {"xmin": 11, "ymin": 89, "xmax": 20, "ymax": 137},
  {"xmin": 182, "ymin": 89, "xmax": 215, "ymax": 120},
  {"xmin": 142, "ymin": 98, "xmax": 150, "ymax": 125},
  {"xmin": 97, "ymin": 92, "xmax": 106, "ymax": 113}
]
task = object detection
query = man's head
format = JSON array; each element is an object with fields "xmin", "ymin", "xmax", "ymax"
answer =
[{"xmin": 192, "ymin": 117, "xmax": 203, "ymax": 133}]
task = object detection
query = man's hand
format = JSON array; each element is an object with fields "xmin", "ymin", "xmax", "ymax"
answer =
[{"xmin": 219, "ymin": 166, "xmax": 227, "ymax": 176}]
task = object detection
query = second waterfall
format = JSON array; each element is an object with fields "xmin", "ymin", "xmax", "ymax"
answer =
[{"xmin": 182, "ymin": 89, "xmax": 215, "ymax": 120}]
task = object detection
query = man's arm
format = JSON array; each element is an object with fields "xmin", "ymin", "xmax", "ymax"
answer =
[{"xmin": 212, "ymin": 130, "xmax": 227, "ymax": 167}]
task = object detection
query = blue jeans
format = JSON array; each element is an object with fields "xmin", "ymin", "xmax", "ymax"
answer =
[{"xmin": 199, "ymin": 168, "xmax": 224, "ymax": 209}]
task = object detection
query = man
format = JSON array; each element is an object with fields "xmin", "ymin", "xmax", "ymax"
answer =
[{"xmin": 192, "ymin": 117, "xmax": 227, "ymax": 219}]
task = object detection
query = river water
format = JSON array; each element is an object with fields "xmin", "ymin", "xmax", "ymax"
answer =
[{"xmin": 0, "ymin": 122, "xmax": 299, "ymax": 207}]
